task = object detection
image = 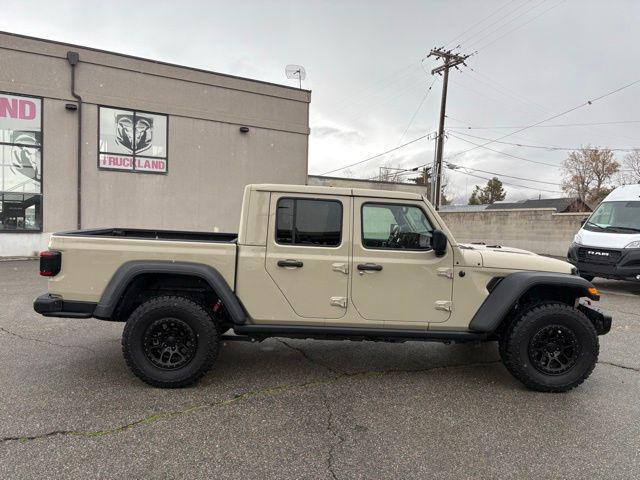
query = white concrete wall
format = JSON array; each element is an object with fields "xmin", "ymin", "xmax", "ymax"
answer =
[
  {"xmin": 440, "ymin": 208, "xmax": 586, "ymax": 257},
  {"xmin": 0, "ymin": 233, "xmax": 49, "ymax": 257}
]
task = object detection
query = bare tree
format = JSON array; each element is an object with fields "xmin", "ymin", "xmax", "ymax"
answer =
[
  {"xmin": 561, "ymin": 146, "xmax": 619, "ymax": 206},
  {"xmin": 622, "ymin": 150, "xmax": 640, "ymax": 184},
  {"xmin": 409, "ymin": 168, "xmax": 452, "ymax": 204},
  {"xmin": 341, "ymin": 168, "xmax": 355, "ymax": 178}
]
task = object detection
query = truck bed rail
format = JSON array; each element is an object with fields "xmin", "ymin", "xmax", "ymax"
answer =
[{"xmin": 55, "ymin": 228, "xmax": 237, "ymax": 243}]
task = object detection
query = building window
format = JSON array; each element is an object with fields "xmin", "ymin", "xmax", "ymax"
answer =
[
  {"xmin": 361, "ymin": 203, "xmax": 433, "ymax": 250},
  {"xmin": 98, "ymin": 106, "xmax": 168, "ymax": 174},
  {"xmin": 0, "ymin": 92, "xmax": 42, "ymax": 232},
  {"xmin": 276, "ymin": 198, "xmax": 342, "ymax": 247}
]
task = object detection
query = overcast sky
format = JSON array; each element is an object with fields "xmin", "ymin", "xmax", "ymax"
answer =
[{"xmin": 2, "ymin": 0, "xmax": 639, "ymax": 202}]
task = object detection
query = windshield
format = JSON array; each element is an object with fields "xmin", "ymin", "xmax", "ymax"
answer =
[{"xmin": 585, "ymin": 201, "xmax": 640, "ymax": 233}]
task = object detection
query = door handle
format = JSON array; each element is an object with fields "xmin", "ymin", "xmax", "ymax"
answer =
[
  {"xmin": 277, "ymin": 259, "xmax": 304, "ymax": 268},
  {"xmin": 357, "ymin": 263, "xmax": 383, "ymax": 272}
]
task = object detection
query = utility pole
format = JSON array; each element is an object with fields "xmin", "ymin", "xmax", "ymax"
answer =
[{"xmin": 428, "ymin": 48, "xmax": 470, "ymax": 209}]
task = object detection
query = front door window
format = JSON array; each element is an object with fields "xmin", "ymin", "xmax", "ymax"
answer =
[{"xmin": 362, "ymin": 203, "xmax": 433, "ymax": 250}]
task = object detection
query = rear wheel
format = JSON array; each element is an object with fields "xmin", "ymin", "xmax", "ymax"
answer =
[
  {"xmin": 122, "ymin": 296, "xmax": 219, "ymax": 388},
  {"xmin": 500, "ymin": 302, "xmax": 599, "ymax": 392}
]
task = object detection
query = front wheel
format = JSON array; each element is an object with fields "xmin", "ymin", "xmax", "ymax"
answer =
[
  {"xmin": 580, "ymin": 273, "xmax": 595, "ymax": 282},
  {"xmin": 500, "ymin": 302, "xmax": 599, "ymax": 392},
  {"xmin": 122, "ymin": 296, "xmax": 219, "ymax": 388}
]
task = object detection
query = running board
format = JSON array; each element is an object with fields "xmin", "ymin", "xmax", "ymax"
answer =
[{"xmin": 231, "ymin": 324, "xmax": 487, "ymax": 343}]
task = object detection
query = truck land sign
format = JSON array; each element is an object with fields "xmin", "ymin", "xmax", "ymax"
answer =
[
  {"xmin": 99, "ymin": 154, "xmax": 167, "ymax": 173},
  {"xmin": 98, "ymin": 107, "xmax": 168, "ymax": 174}
]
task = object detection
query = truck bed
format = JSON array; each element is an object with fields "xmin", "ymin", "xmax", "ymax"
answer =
[
  {"xmin": 47, "ymin": 228, "xmax": 238, "ymax": 303},
  {"xmin": 56, "ymin": 228, "xmax": 237, "ymax": 243}
]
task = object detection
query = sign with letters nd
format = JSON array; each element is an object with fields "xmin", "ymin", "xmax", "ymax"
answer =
[{"xmin": 0, "ymin": 93, "xmax": 41, "ymax": 133}]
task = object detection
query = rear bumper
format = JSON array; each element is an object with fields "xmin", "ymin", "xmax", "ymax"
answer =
[
  {"xmin": 33, "ymin": 294, "xmax": 96, "ymax": 318},
  {"xmin": 567, "ymin": 244, "xmax": 640, "ymax": 279}
]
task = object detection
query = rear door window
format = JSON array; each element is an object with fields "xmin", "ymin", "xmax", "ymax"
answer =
[{"xmin": 276, "ymin": 198, "xmax": 342, "ymax": 247}]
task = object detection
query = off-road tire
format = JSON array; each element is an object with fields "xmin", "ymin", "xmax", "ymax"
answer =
[
  {"xmin": 499, "ymin": 302, "xmax": 599, "ymax": 392},
  {"xmin": 122, "ymin": 296, "xmax": 219, "ymax": 388}
]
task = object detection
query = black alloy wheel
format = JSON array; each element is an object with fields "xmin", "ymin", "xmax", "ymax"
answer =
[
  {"xmin": 143, "ymin": 317, "xmax": 198, "ymax": 370},
  {"xmin": 528, "ymin": 324, "xmax": 579, "ymax": 375},
  {"xmin": 122, "ymin": 295, "xmax": 219, "ymax": 388},
  {"xmin": 499, "ymin": 302, "xmax": 599, "ymax": 392}
]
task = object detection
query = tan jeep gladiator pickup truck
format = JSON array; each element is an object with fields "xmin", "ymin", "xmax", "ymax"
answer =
[{"xmin": 34, "ymin": 184, "xmax": 611, "ymax": 391}]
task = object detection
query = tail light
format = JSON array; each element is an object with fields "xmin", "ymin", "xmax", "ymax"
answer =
[{"xmin": 40, "ymin": 250, "xmax": 61, "ymax": 277}]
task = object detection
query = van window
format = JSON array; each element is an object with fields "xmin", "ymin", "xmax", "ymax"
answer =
[
  {"xmin": 586, "ymin": 201, "xmax": 640, "ymax": 233},
  {"xmin": 276, "ymin": 198, "xmax": 342, "ymax": 246},
  {"xmin": 362, "ymin": 203, "xmax": 433, "ymax": 250}
]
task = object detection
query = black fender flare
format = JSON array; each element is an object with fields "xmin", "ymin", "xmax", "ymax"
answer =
[
  {"xmin": 468, "ymin": 271, "xmax": 598, "ymax": 333},
  {"xmin": 93, "ymin": 260, "xmax": 247, "ymax": 324}
]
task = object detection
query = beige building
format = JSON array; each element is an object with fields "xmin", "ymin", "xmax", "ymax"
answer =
[{"xmin": 0, "ymin": 32, "xmax": 310, "ymax": 256}]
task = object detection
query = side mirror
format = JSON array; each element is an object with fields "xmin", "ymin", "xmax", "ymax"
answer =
[
  {"xmin": 580, "ymin": 217, "xmax": 587, "ymax": 226},
  {"xmin": 431, "ymin": 229, "xmax": 447, "ymax": 257}
]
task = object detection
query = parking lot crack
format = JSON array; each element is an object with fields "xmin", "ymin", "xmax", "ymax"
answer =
[
  {"xmin": 0, "ymin": 430, "xmax": 79, "ymax": 443},
  {"xmin": 0, "ymin": 326, "xmax": 95, "ymax": 353},
  {"xmin": 0, "ymin": 360, "xmax": 500, "ymax": 445},
  {"xmin": 279, "ymin": 340, "xmax": 344, "ymax": 374},
  {"xmin": 599, "ymin": 360, "xmax": 640, "ymax": 373}
]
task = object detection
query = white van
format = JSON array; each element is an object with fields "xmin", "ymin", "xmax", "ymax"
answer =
[{"xmin": 567, "ymin": 184, "xmax": 640, "ymax": 281}]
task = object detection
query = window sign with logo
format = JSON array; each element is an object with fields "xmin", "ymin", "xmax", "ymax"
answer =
[
  {"xmin": 0, "ymin": 92, "xmax": 43, "ymax": 232},
  {"xmin": 98, "ymin": 107, "xmax": 168, "ymax": 174}
]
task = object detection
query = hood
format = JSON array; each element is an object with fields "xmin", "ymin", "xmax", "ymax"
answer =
[
  {"xmin": 575, "ymin": 228, "xmax": 640, "ymax": 250},
  {"xmin": 458, "ymin": 243, "xmax": 573, "ymax": 274}
]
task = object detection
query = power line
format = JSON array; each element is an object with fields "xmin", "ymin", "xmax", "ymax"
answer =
[
  {"xmin": 447, "ymin": 132, "xmax": 562, "ymax": 167},
  {"xmin": 454, "ymin": 0, "xmax": 536, "ymax": 49},
  {"xmin": 386, "ymin": 77, "xmax": 438, "ymax": 165},
  {"xmin": 447, "ymin": 111, "xmax": 640, "ymax": 146},
  {"xmin": 444, "ymin": 0, "xmax": 522, "ymax": 48},
  {"xmin": 340, "ymin": 75, "xmax": 430, "ymax": 124},
  {"xmin": 446, "ymin": 166, "xmax": 563, "ymax": 193},
  {"xmin": 380, "ymin": 156, "xmax": 561, "ymax": 186},
  {"xmin": 457, "ymin": 66, "xmax": 640, "ymax": 145},
  {"xmin": 446, "ymin": 163, "xmax": 560, "ymax": 185},
  {"xmin": 466, "ymin": 67, "xmax": 547, "ymax": 112},
  {"xmin": 330, "ymin": 61, "xmax": 422, "ymax": 112},
  {"xmin": 452, "ymin": 130, "xmax": 640, "ymax": 152},
  {"xmin": 464, "ymin": 0, "xmax": 548, "ymax": 50},
  {"xmin": 471, "ymin": 0, "xmax": 567, "ymax": 52},
  {"xmin": 447, "ymin": 119, "xmax": 640, "ymax": 130},
  {"xmin": 396, "ymin": 78, "xmax": 437, "ymax": 144},
  {"xmin": 449, "ymin": 76, "xmax": 640, "ymax": 158},
  {"xmin": 448, "ymin": 76, "xmax": 539, "ymax": 118},
  {"xmin": 463, "ymin": 68, "xmax": 548, "ymax": 114},
  {"xmin": 318, "ymin": 132, "xmax": 434, "ymax": 176},
  {"xmin": 389, "ymin": 161, "xmax": 560, "ymax": 186}
]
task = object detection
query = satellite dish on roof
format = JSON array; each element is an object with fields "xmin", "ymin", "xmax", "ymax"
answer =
[{"xmin": 285, "ymin": 64, "xmax": 306, "ymax": 89}]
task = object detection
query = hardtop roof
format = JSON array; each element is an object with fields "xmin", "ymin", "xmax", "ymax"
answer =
[{"xmin": 250, "ymin": 184, "xmax": 424, "ymax": 200}]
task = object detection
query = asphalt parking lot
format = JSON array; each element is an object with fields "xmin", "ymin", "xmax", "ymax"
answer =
[{"xmin": 0, "ymin": 260, "xmax": 639, "ymax": 479}]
